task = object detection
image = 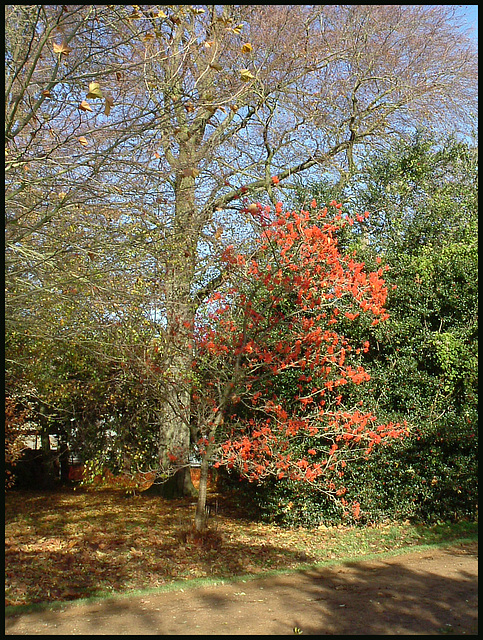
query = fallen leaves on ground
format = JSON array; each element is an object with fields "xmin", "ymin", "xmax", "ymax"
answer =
[{"xmin": 4, "ymin": 488, "xmax": 443, "ymax": 608}]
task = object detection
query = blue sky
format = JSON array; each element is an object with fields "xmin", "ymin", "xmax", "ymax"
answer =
[{"xmin": 453, "ymin": 5, "xmax": 478, "ymax": 42}]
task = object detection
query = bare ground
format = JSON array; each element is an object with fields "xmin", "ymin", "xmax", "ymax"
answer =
[{"xmin": 5, "ymin": 541, "xmax": 477, "ymax": 635}]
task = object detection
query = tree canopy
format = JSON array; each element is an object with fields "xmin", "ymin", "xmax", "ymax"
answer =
[{"xmin": 5, "ymin": 6, "xmax": 478, "ymax": 516}]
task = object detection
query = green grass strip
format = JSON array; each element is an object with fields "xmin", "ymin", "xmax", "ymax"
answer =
[{"xmin": 5, "ymin": 533, "xmax": 477, "ymax": 618}]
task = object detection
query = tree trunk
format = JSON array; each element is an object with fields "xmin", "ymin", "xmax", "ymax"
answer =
[
  {"xmin": 144, "ymin": 466, "xmax": 197, "ymax": 498},
  {"xmin": 153, "ymin": 170, "xmax": 200, "ymax": 498},
  {"xmin": 148, "ymin": 345, "xmax": 198, "ymax": 498},
  {"xmin": 194, "ymin": 451, "xmax": 211, "ymax": 532},
  {"xmin": 58, "ymin": 438, "xmax": 70, "ymax": 484}
]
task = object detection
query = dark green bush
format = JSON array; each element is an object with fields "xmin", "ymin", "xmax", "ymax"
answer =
[{"xmin": 341, "ymin": 414, "xmax": 478, "ymax": 524}]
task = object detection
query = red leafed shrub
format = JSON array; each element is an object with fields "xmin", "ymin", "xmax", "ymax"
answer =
[{"xmin": 191, "ymin": 201, "xmax": 407, "ymax": 517}]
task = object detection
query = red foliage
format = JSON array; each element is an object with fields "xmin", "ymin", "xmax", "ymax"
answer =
[
  {"xmin": 75, "ymin": 466, "xmax": 156, "ymax": 492},
  {"xmin": 68, "ymin": 465, "xmax": 85, "ymax": 482},
  {"xmin": 192, "ymin": 201, "xmax": 406, "ymax": 509},
  {"xmin": 5, "ymin": 396, "xmax": 30, "ymax": 490}
]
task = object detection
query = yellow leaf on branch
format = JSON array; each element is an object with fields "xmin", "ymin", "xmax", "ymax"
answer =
[
  {"xmin": 86, "ymin": 82, "xmax": 103, "ymax": 99},
  {"xmin": 79, "ymin": 100, "xmax": 93, "ymax": 112},
  {"xmin": 53, "ymin": 41, "xmax": 72, "ymax": 55},
  {"xmin": 240, "ymin": 69, "xmax": 255, "ymax": 82},
  {"xmin": 182, "ymin": 168, "xmax": 200, "ymax": 178},
  {"xmin": 104, "ymin": 96, "xmax": 114, "ymax": 116}
]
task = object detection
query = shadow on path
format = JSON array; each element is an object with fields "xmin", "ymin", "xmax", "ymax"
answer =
[{"xmin": 5, "ymin": 543, "xmax": 478, "ymax": 635}]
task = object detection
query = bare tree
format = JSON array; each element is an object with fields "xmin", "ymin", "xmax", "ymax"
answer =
[{"xmin": 5, "ymin": 5, "xmax": 171, "ymax": 330}]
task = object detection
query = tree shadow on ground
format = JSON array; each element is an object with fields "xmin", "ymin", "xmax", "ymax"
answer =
[
  {"xmin": 5, "ymin": 544, "xmax": 477, "ymax": 635},
  {"xmin": 5, "ymin": 516, "xmax": 317, "ymax": 609},
  {"xmin": 5, "ymin": 488, "xmax": 478, "ymax": 635},
  {"xmin": 5, "ymin": 532, "xmax": 315, "ymax": 605},
  {"xmin": 260, "ymin": 550, "xmax": 478, "ymax": 635},
  {"xmin": 5, "ymin": 489, "xmax": 317, "ymax": 608}
]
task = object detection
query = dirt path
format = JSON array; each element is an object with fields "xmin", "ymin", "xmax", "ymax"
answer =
[{"xmin": 5, "ymin": 541, "xmax": 477, "ymax": 635}]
